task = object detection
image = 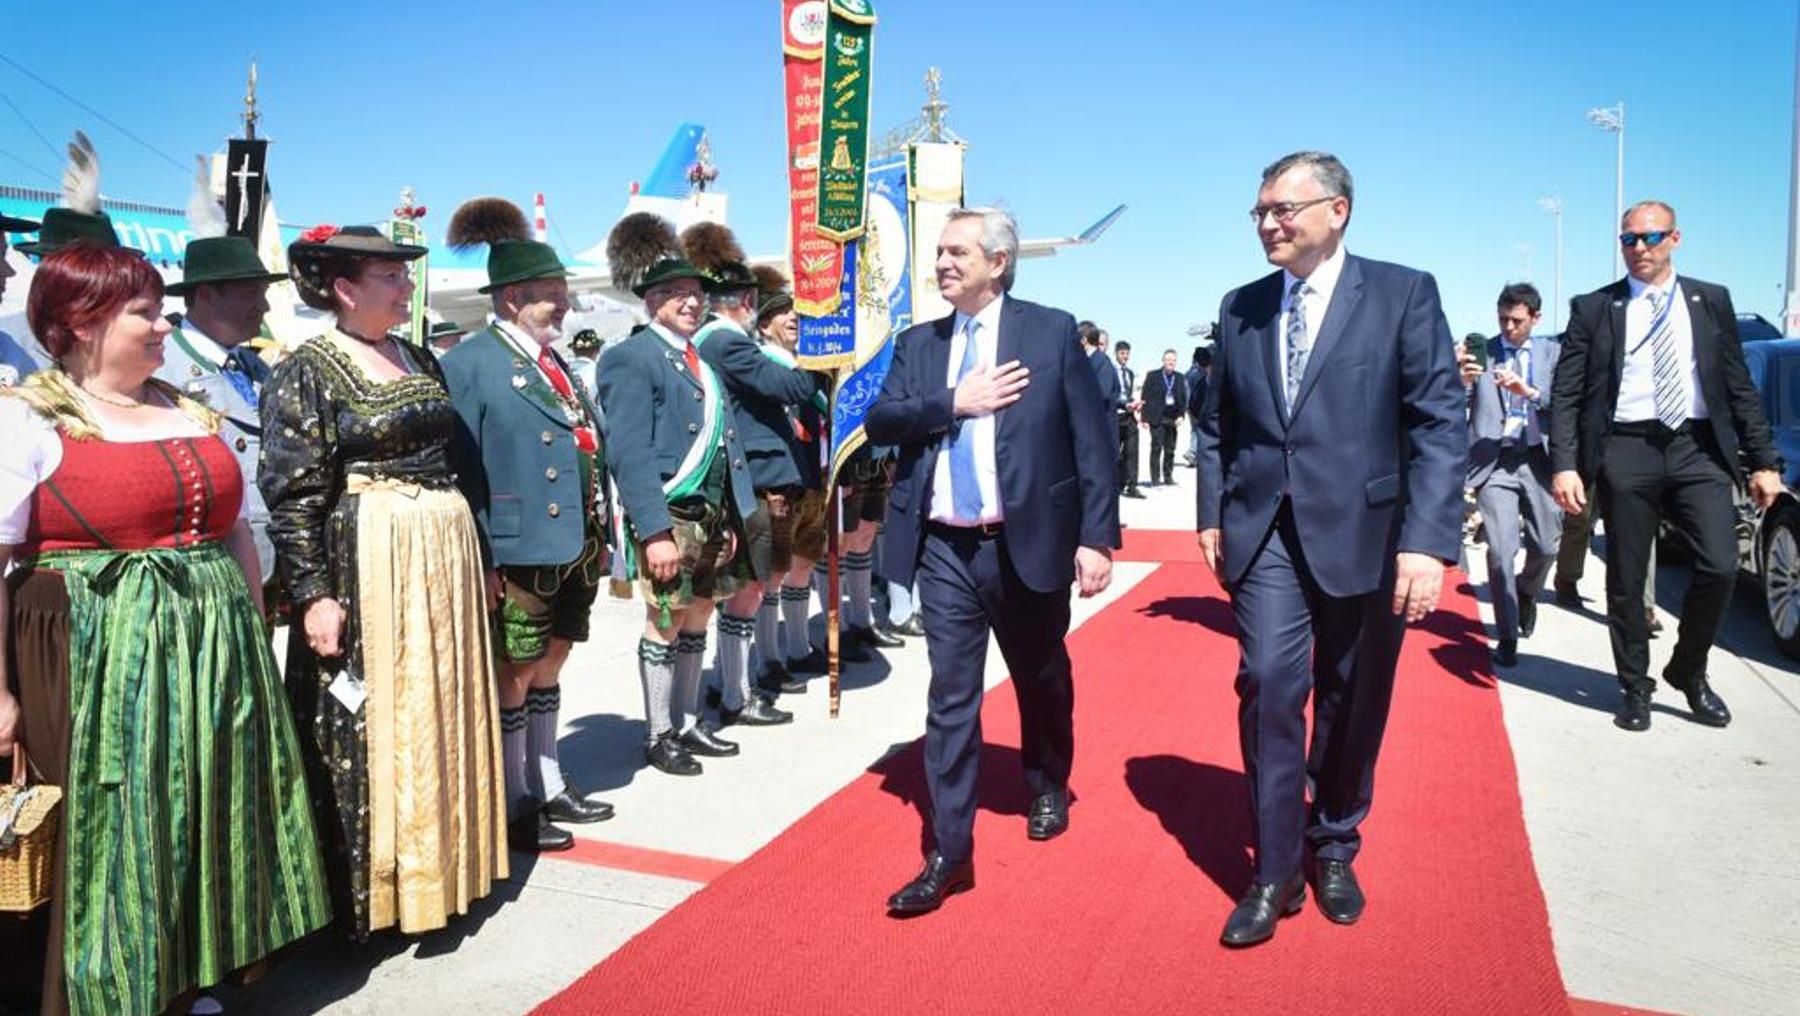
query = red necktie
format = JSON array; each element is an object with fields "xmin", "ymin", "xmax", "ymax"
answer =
[
  {"xmin": 538, "ymin": 347, "xmax": 598, "ymax": 454},
  {"xmin": 683, "ymin": 341, "xmax": 701, "ymax": 379}
]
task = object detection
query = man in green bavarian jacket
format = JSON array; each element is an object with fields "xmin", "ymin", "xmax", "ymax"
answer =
[
  {"xmin": 599, "ymin": 215, "xmax": 760, "ymax": 776},
  {"xmin": 442, "ymin": 198, "xmax": 614, "ymax": 852}
]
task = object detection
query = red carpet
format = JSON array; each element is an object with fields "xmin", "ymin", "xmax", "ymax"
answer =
[{"xmin": 536, "ymin": 535, "xmax": 1567, "ymax": 1015}]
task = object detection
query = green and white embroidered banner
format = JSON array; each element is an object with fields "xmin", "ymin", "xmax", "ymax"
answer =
[{"xmin": 814, "ymin": 0, "xmax": 876, "ymax": 242}]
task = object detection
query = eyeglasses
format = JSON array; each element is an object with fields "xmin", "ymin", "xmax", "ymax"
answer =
[
  {"xmin": 1249, "ymin": 196, "xmax": 1337, "ymax": 224},
  {"xmin": 1619, "ymin": 230, "xmax": 1672, "ymax": 249}
]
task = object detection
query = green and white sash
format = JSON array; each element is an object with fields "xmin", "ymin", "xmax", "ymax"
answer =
[
  {"xmin": 663, "ymin": 347, "xmax": 727, "ymax": 502},
  {"xmin": 758, "ymin": 339, "xmax": 831, "ymax": 414}
]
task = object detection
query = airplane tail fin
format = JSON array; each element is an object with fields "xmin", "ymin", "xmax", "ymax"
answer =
[{"xmin": 636, "ymin": 122, "xmax": 706, "ymax": 199}]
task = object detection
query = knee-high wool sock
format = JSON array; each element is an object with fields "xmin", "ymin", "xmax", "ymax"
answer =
[
  {"xmin": 526, "ymin": 685, "xmax": 568, "ymax": 802},
  {"xmin": 674, "ymin": 630, "xmax": 709, "ymax": 733},
  {"xmin": 756, "ymin": 589, "xmax": 782, "ymax": 669},
  {"xmin": 638, "ymin": 638, "xmax": 676, "ymax": 743},
  {"xmin": 500, "ymin": 705, "xmax": 531, "ymax": 820},
  {"xmin": 716, "ymin": 612, "xmax": 756, "ymax": 711},
  {"xmin": 781, "ymin": 584, "xmax": 813, "ymax": 662},
  {"xmin": 844, "ymin": 550, "xmax": 874, "ymax": 628}
]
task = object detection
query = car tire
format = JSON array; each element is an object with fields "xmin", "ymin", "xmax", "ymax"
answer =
[{"xmin": 1761, "ymin": 503, "xmax": 1800, "ymax": 660}]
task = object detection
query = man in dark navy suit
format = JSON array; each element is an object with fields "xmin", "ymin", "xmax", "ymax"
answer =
[
  {"xmin": 1197, "ymin": 151, "xmax": 1465, "ymax": 947},
  {"xmin": 868, "ymin": 207, "xmax": 1119, "ymax": 915}
]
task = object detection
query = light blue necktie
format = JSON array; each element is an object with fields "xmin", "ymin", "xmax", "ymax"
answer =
[{"xmin": 949, "ymin": 318, "xmax": 984, "ymax": 519}]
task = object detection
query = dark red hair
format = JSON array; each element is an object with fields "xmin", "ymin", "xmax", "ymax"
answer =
[{"xmin": 26, "ymin": 242, "xmax": 164, "ymax": 359}]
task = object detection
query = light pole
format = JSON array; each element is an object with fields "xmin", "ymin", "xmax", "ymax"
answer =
[
  {"xmin": 1586, "ymin": 101, "xmax": 1625, "ymax": 278},
  {"xmin": 1538, "ymin": 196, "xmax": 1564, "ymax": 332}
]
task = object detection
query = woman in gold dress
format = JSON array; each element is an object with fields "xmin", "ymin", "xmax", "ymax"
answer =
[{"xmin": 258, "ymin": 225, "xmax": 506, "ymax": 939}]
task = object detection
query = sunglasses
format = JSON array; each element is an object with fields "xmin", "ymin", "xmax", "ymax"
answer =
[{"xmin": 1619, "ymin": 230, "xmax": 1673, "ymax": 249}]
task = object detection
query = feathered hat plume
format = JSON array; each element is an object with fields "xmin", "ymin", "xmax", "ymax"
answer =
[
  {"xmin": 751, "ymin": 264, "xmax": 788, "ymax": 300},
  {"xmin": 61, "ymin": 131, "xmax": 101, "ymax": 214},
  {"xmin": 446, "ymin": 196, "xmax": 530, "ymax": 251},
  {"xmin": 606, "ymin": 212, "xmax": 680, "ymax": 291},
  {"xmin": 186, "ymin": 155, "xmax": 228, "ymax": 239},
  {"xmin": 679, "ymin": 221, "xmax": 745, "ymax": 273}
]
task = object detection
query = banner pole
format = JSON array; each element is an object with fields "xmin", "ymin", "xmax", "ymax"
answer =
[{"xmin": 825, "ymin": 376, "xmax": 842, "ymax": 718}]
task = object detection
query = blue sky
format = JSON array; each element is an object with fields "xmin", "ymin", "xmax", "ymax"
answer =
[{"xmin": 2, "ymin": 0, "xmax": 1796, "ymax": 343}]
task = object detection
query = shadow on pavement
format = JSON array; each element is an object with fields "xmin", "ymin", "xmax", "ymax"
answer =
[
  {"xmin": 559, "ymin": 713, "xmax": 650, "ymax": 795},
  {"xmin": 870, "ymin": 740, "xmax": 1033, "ymax": 858}
]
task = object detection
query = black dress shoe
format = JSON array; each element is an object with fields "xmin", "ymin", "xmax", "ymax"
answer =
[
  {"xmin": 1492, "ymin": 638, "xmax": 1518, "ymax": 668},
  {"xmin": 508, "ymin": 812, "xmax": 573, "ymax": 853},
  {"xmin": 1554, "ymin": 581, "xmax": 1583, "ymax": 608},
  {"xmin": 788, "ymin": 647, "xmax": 829, "ymax": 675},
  {"xmin": 1026, "ymin": 787, "xmax": 1070, "ymax": 841},
  {"xmin": 543, "ymin": 790, "xmax": 614, "ymax": 824},
  {"xmin": 1518, "ymin": 595, "xmax": 1537, "ymax": 638},
  {"xmin": 897, "ymin": 614, "xmax": 926, "ymax": 637},
  {"xmin": 1121, "ymin": 487, "xmax": 1146, "ymax": 499},
  {"xmin": 722, "ymin": 698, "xmax": 793, "ymax": 727},
  {"xmin": 759, "ymin": 660, "xmax": 806, "ymax": 695},
  {"xmin": 850, "ymin": 624, "xmax": 905, "ymax": 649},
  {"xmin": 1614, "ymin": 688, "xmax": 1652, "ymax": 732},
  {"xmin": 885, "ymin": 852, "xmax": 975, "ymax": 915},
  {"xmin": 839, "ymin": 638, "xmax": 872, "ymax": 664},
  {"xmin": 1220, "ymin": 874, "xmax": 1306, "ymax": 947},
  {"xmin": 1312, "ymin": 858, "xmax": 1365, "ymax": 924},
  {"xmin": 1665, "ymin": 672, "xmax": 1731, "ymax": 727},
  {"xmin": 645, "ymin": 733, "xmax": 703, "ymax": 776},
  {"xmin": 1646, "ymin": 609, "xmax": 1664, "ymax": 638},
  {"xmin": 679, "ymin": 726, "xmax": 740, "ymax": 757}
]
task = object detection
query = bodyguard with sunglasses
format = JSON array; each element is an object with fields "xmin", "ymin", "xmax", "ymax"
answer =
[{"xmin": 1549, "ymin": 200, "xmax": 1782, "ymax": 732}]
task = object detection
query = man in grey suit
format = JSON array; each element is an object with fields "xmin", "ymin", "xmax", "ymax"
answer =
[
  {"xmin": 1460, "ymin": 283, "xmax": 1561, "ymax": 667},
  {"xmin": 156, "ymin": 236, "xmax": 286, "ymax": 594}
]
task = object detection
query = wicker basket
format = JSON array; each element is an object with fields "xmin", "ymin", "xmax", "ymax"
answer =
[{"xmin": 0, "ymin": 747, "xmax": 62, "ymax": 912}]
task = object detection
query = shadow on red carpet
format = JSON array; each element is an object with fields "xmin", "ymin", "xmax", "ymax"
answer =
[{"xmin": 533, "ymin": 538, "xmax": 1566, "ymax": 1015}]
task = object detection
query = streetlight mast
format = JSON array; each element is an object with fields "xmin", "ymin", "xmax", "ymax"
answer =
[
  {"xmin": 1538, "ymin": 196, "xmax": 1564, "ymax": 332},
  {"xmin": 1586, "ymin": 101, "xmax": 1626, "ymax": 278}
]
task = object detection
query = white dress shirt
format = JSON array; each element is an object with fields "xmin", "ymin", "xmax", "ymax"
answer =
[
  {"xmin": 1278, "ymin": 243, "xmax": 1348, "ymax": 401},
  {"xmin": 929, "ymin": 295, "xmax": 1006, "ymax": 526},
  {"xmin": 1615, "ymin": 275, "xmax": 1707, "ymax": 423},
  {"xmin": 178, "ymin": 321, "xmax": 231, "ymax": 368}
]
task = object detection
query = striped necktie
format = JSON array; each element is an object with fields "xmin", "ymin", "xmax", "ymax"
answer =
[
  {"xmin": 1644, "ymin": 290, "xmax": 1688, "ymax": 429},
  {"xmin": 949, "ymin": 318, "xmax": 984, "ymax": 520},
  {"xmin": 1285, "ymin": 279, "xmax": 1310, "ymax": 411}
]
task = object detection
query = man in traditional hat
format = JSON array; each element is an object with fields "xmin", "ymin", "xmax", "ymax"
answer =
[
  {"xmin": 599, "ymin": 213, "xmax": 759, "ymax": 776},
  {"xmin": 154, "ymin": 235, "xmax": 288, "ymax": 591},
  {"xmin": 751, "ymin": 283, "xmax": 832, "ymax": 697},
  {"xmin": 685, "ymin": 224, "xmax": 824, "ymax": 726},
  {"xmin": 0, "ymin": 214, "xmax": 44, "ymax": 387},
  {"xmin": 427, "ymin": 319, "xmax": 468, "ymax": 354},
  {"xmin": 568, "ymin": 328, "xmax": 602, "ymax": 401},
  {"xmin": 441, "ymin": 198, "xmax": 615, "ymax": 852}
]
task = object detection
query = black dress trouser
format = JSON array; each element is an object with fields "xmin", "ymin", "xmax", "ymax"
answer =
[
  {"xmin": 1595, "ymin": 422, "xmax": 1738, "ymax": 694},
  {"xmin": 1116, "ymin": 414, "xmax": 1138, "ymax": 490}
]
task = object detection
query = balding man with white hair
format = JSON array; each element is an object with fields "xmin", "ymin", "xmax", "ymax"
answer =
[{"xmin": 867, "ymin": 207, "xmax": 1119, "ymax": 915}]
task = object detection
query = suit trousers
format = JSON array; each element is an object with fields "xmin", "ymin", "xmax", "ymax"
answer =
[
  {"xmin": 1557, "ymin": 497, "xmax": 1656, "ymax": 608},
  {"xmin": 1116, "ymin": 414, "xmax": 1139, "ymax": 490},
  {"xmin": 1476, "ymin": 446, "xmax": 1561, "ymax": 639},
  {"xmin": 1147, "ymin": 420, "xmax": 1178, "ymax": 484},
  {"xmin": 915, "ymin": 524, "xmax": 1075, "ymax": 865},
  {"xmin": 1595, "ymin": 425, "xmax": 1738, "ymax": 694},
  {"xmin": 1230, "ymin": 503, "xmax": 1406, "ymax": 884}
]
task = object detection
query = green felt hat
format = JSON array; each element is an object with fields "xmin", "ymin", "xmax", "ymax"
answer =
[
  {"xmin": 166, "ymin": 236, "xmax": 287, "ymax": 295},
  {"xmin": 756, "ymin": 290, "xmax": 794, "ymax": 324},
  {"xmin": 0, "ymin": 214, "xmax": 39, "ymax": 234},
  {"xmin": 631, "ymin": 257, "xmax": 710, "ymax": 298},
  {"xmin": 13, "ymin": 207, "xmax": 121, "ymax": 257},
  {"xmin": 480, "ymin": 239, "xmax": 572, "ymax": 294},
  {"xmin": 702, "ymin": 258, "xmax": 757, "ymax": 294},
  {"xmin": 570, "ymin": 328, "xmax": 601, "ymax": 353}
]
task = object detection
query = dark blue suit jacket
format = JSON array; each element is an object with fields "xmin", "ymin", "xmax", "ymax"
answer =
[
  {"xmin": 1088, "ymin": 348, "xmax": 1120, "ymax": 410},
  {"xmin": 1197, "ymin": 254, "xmax": 1466, "ymax": 597},
  {"xmin": 695, "ymin": 319, "xmax": 828, "ymax": 492},
  {"xmin": 867, "ymin": 297, "xmax": 1120, "ymax": 593}
]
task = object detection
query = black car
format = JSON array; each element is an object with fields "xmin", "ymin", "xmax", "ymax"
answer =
[{"xmin": 1737, "ymin": 337, "xmax": 1800, "ymax": 657}]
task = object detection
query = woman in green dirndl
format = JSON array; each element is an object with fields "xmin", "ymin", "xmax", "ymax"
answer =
[{"xmin": 0, "ymin": 243, "xmax": 329, "ymax": 1015}]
